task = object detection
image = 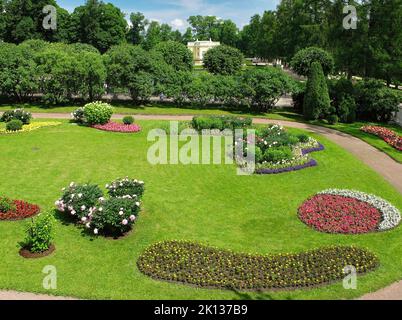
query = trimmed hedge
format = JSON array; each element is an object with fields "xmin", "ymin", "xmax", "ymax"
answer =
[
  {"xmin": 137, "ymin": 241, "xmax": 379, "ymax": 291},
  {"xmin": 191, "ymin": 115, "xmax": 252, "ymax": 131}
]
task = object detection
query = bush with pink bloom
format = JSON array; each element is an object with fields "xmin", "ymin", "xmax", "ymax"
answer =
[
  {"xmin": 87, "ymin": 198, "xmax": 141, "ymax": 237},
  {"xmin": 55, "ymin": 183, "xmax": 103, "ymax": 221},
  {"xmin": 106, "ymin": 177, "xmax": 145, "ymax": 199},
  {"xmin": 92, "ymin": 122, "xmax": 141, "ymax": 133}
]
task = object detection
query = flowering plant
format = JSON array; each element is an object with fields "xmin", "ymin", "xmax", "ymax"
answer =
[
  {"xmin": 361, "ymin": 126, "xmax": 402, "ymax": 151},
  {"xmin": 1, "ymin": 108, "xmax": 32, "ymax": 124},
  {"xmin": 86, "ymin": 198, "xmax": 141, "ymax": 237},
  {"xmin": 55, "ymin": 183, "xmax": 103, "ymax": 221},
  {"xmin": 92, "ymin": 122, "xmax": 141, "ymax": 133},
  {"xmin": 71, "ymin": 107, "xmax": 86, "ymax": 123},
  {"xmin": 0, "ymin": 122, "xmax": 61, "ymax": 135},
  {"xmin": 106, "ymin": 178, "xmax": 145, "ymax": 199},
  {"xmin": 298, "ymin": 189, "xmax": 401, "ymax": 234},
  {"xmin": 138, "ymin": 241, "xmax": 379, "ymax": 291},
  {"xmin": 0, "ymin": 197, "xmax": 40, "ymax": 221},
  {"xmin": 83, "ymin": 101, "xmax": 114, "ymax": 125}
]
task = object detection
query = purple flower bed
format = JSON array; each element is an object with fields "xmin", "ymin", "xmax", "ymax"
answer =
[
  {"xmin": 92, "ymin": 122, "xmax": 141, "ymax": 133},
  {"xmin": 301, "ymin": 143, "xmax": 325, "ymax": 156},
  {"xmin": 255, "ymin": 144, "xmax": 324, "ymax": 175}
]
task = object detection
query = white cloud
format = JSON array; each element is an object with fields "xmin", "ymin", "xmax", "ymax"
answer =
[{"xmin": 171, "ymin": 18, "xmax": 186, "ymax": 29}]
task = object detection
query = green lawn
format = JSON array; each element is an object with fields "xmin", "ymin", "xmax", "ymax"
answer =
[{"xmin": 0, "ymin": 120, "xmax": 402, "ymax": 300}]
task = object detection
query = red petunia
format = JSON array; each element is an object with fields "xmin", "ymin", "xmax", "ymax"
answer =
[{"xmin": 92, "ymin": 122, "xmax": 141, "ymax": 133}]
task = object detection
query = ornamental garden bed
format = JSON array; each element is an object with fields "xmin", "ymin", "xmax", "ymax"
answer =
[
  {"xmin": 298, "ymin": 189, "xmax": 401, "ymax": 234},
  {"xmin": 361, "ymin": 126, "xmax": 402, "ymax": 152},
  {"xmin": 19, "ymin": 244, "xmax": 56, "ymax": 259},
  {"xmin": 0, "ymin": 197, "xmax": 40, "ymax": 221},
  {"xmin": 92, "ymin": 122, "xmax": 141, "ymax": 133},
  {"xmin": 137, "ymin": 241, "xmax": 379, "ymax": 291},
  {"xmin": 237, "ymin": 124, "xmax": 324, "ymax": 174}
]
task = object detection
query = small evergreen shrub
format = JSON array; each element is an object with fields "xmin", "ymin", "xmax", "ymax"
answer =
[
  {"xmin": 263, "ymin": 146, "xmax": 293, "ymax": 163},
  {"xmin": 338, "ymin": 95, "xmax": 356, "ymax": 123},
  {"xmin": 72, "ymin": 107, "xmax": 86, "ymax": 123},
  {"xmin": 6, "ymin": 119, "xmax": 23, "ymax": 131},
  {"xmin": 0, "ymin": 197, "xmax": 16, "ymax": 213},
  {"xmin": 123, "ymin": 116, "xmax": 135, "ymax": 125},
  {"xmin": 20, "ymin": 213, "xmax": 54, "ymax": 253},
  {"xmin": 327, "ymin": 114, "xmax": 339, "ymax": 125},
  {"xmin": 83, "ymin": 102, "xmax": 114, "ymax": 125}
]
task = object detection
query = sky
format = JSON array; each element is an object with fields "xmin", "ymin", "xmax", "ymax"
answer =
[{"xmin": 58, "ymin": 0, "xmax": 280, "ymax": 31}]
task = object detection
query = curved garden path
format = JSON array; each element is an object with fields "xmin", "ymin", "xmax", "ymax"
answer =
[{"xmin": 1, "ymin": 112, "xmax": 402, "ymax": 300}]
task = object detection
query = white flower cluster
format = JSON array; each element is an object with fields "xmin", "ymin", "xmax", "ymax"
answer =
[{"xmin": 318, "ymin": 189, "xmax": 401, "ymax": 231}]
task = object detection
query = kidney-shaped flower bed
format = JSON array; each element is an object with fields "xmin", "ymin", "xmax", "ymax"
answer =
[
  {"xmin": 0, "ymin": 197, "xmax": 40, "ymax": 221},
  {"xmin": 137, "ymin": 240, "xmax": 379, "ymax": 291},
  {"xmin": 92, "ymin": 122, "xmax": 141, "ymax": 133},
  {"xmin": 361, "ymin": 126, "xmax": 402, "ymax": 151},
  {"xmin": 298, "ymin": 189, "xmax": 401, "ymax": 234}
]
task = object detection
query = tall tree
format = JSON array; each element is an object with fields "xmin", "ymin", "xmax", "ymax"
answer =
[
  {"xmin": 0, "ymin": 0, "xmax": 5, "ymax": 40},
  {"xmin": 127, "ymin": 12, "xmax": 148, "ymax": 45},
  {"xmin": 69, "ymin": 0, "xmax": 127, "ymax": 53}
]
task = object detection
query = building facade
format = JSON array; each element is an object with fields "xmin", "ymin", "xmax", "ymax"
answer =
[{"xmin": 187, "ymin": 39, "xmax": 221, "ymax": 65}]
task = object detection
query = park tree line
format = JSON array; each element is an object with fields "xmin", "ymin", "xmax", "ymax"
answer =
[{"xmin": 0, "ymin": 0, "xmax": 400, "ymax": 85}]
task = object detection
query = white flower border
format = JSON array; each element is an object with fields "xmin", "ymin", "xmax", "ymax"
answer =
[{"xmin": 318, "ymin": 189, "xmax": 401, "ymax": 231}]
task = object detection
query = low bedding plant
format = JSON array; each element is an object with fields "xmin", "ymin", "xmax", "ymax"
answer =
[
  {"xmin": 55, "ymin": 178, "xmax": 145, "ymax": 238},
  {"xmin": 192, "ymin": 115, "xmax": 252, "ymax": 132},
  {"xmin": 72, "ymin": 102, "xmax": 141, "ymax": 133},
  {"xmin": 361, "ymin": 125, "xmax": 402, "ymax": 151},
  {"xmin": 0, "ymin": 196, "xmax": 40, "ymax": 221},
  {"xmin": 239, "ymin": 124, "xmax": 324, "ymax": 174},
  {"xmin": 299, "ymin": 189, "xmax": 401, "ymax": 234},
  {"xmin": 137, "ymin": 240, "xmax": 379, "ymax": 291}
]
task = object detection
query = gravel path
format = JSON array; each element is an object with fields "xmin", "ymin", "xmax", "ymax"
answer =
[{"xmin": 1, "ymin": 113, "xmax": 401, "ymax": 300}]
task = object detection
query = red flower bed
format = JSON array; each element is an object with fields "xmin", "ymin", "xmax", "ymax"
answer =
[
  {"xmin": 0, "ymin": 200, "xmax": 40, "ymax": 221},
  {"xmin": 92, "ymin": 122, "xmax": 141, "ymax": 133},
  {"xmin": 361, "ymin": 126, "xmax": 402, "ymax": 151},
  {"xmin": 298, "ymin": 194, "xmax": 382, "ymax": 234}
]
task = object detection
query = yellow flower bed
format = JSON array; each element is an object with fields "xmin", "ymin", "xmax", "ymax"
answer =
[{"xmin": 0, "ymin": 121, "xmax": 62, "ymax": 135}]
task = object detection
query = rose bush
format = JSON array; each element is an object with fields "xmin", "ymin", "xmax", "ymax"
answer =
[{"xmin": 106, "ymin": 178, "xmax": 145, "ymax": 199}]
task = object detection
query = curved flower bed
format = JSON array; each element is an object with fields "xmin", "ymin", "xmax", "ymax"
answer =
[
  {"xmin": 361, "ymin": 126, "xmax": 402, "ymax": 151},
  {"xmin": 137, "ymin": 241, "xmax": 379, "ymax": 291},
  {"xmin": 255, "ymin": 143, "xmax": 324, "ymax": 174},
  {"xmin": 0, "ymin": 200, "xmax": 40, "ymax": 221},
  {"xmin": 299, "ymin": 189, "xmax": 401, "ymax": 234},
  {"xmin": 92, "ymin": 122, "xmax": 141, "ymax": 133},
  {"xmin": 0, "ymin": 122, "xmax": 61, "ymax": 135}
]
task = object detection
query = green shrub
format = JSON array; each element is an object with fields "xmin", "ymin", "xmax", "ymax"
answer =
[
  {"xmin": 355, "ymin": 79, "xmax": 400, "ymax": 122},
  {"xmin": 192, "ymin": 116, "xmax": 252, "ymax": 131},
  {"xmin": 263, "ymin": 146, "xmax": 293, "ymax": 163},
  {"xmin": 0, "ymin": 197, "xmax": 16, "ymax": 213},
  {"xmin": 123, "ymin": 116, "xmax": 135, "ymax": 125},
  {"xmin": 303, "ymin": 62, "xmax": 331, "ymax": 120},
  {"xmin": 1, "ymin": 109, "xmax": 32, "ymax": 124},
  {"xmin": 6, "ymin": 120, "xmax": 23, "ymax": 131},
  {"xmin": 72, "ymin": 107, "xmax": 86, "ymax": 123},
  {"xmin": 203, "ymin": 45, "xmax": 244, "ymax": 75},
  {"xmin": 327, "ymin": 114, "xmax": 339, "ymax": 125},
  {"xmin": 297, "ymin": 134, "xmax": 310, "ymax": 143},
  {"xmin": 291, "ymin": 47, "xmax": 334, "ymax": 76},
  {"xmin": 83, "ymin": 101, "xmax": 114, "ymax": 125},
  {"xmin": 89, "ymin": 198, "xmax": 140, "ymax": 237},
  {"xmin": 106, "ymin": 178, "xmax": 145, "ymax": 199},
  {"xmin": 338, "ymin": 95, "xmax": 357, "ymax": 123},
  {"xmin": 152, "ymin": 41, "xmax": 193, "ymax": 72},
  {"xmin": 56, "ymin": 183, "xmax": 104, "ymax": 221},
  {"xmin": 20, "ymin": 213, "xmax": 54, "ymax": 253}
]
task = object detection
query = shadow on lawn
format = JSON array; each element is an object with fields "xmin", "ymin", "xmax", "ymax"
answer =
[{"xmin": 230, "ymin": 289, "xmax": 294, "ymax": 300}]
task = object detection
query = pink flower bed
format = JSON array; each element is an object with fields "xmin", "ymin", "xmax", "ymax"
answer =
[
  {"xmin": 92, "ymin": 122, "xmax": 141, "ymax": 133},
  {"xmin": 298, "ymin": 194, "xmax": 382, "ymax": 234},
  {"xmin": 361, "ymin": 126, "xmax": 402, "ymax": 151}
]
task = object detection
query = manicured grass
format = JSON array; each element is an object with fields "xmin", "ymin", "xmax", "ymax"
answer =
[{"xmin": 0, "ymin": 120, "xmax": 402, "ymax": 300}]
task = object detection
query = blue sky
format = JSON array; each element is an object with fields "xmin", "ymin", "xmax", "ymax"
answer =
[{"xmin": 58, "ymin": 0, "xmax": 280, "ymax": 30}]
